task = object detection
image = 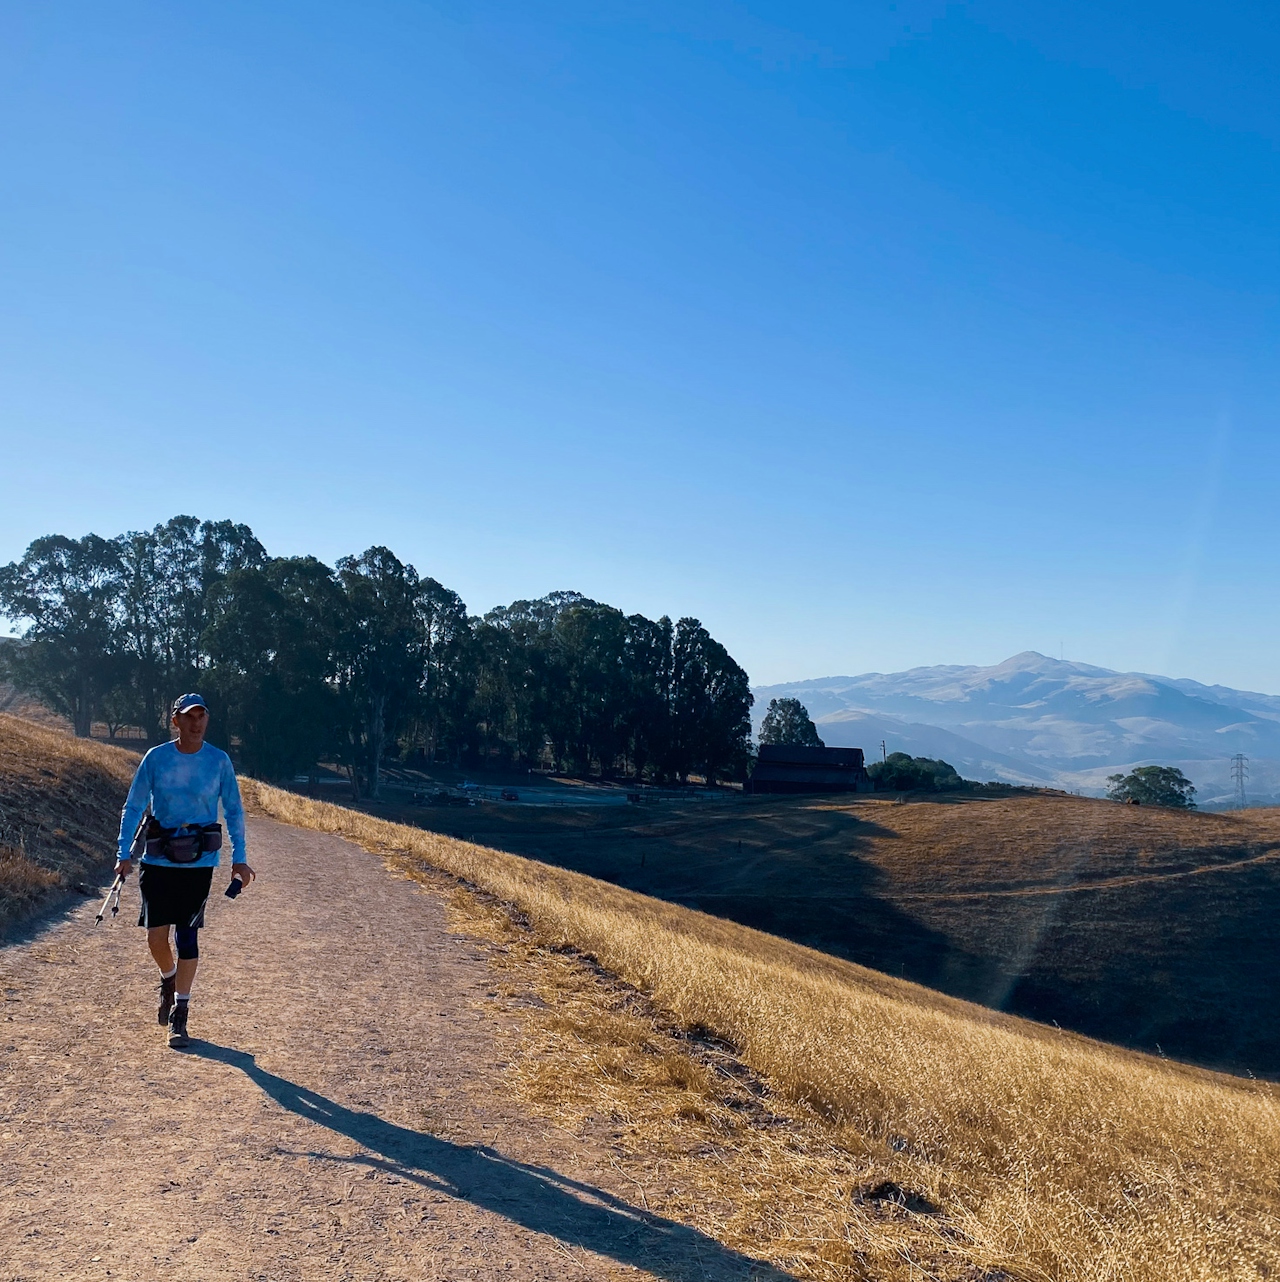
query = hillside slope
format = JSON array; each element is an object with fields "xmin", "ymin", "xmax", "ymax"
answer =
[
  {"xmin": 6, "ymin": 724, "xmax": 1280, "ymax": 1277},
  {"xmin": 358, "ymin": 786, "xmax": 1280, "ymax": 1075},
  {"xmin": 251, "ymin": 781, "xmax": 1280, "ymax": 1280},
  {"xmin": 0, "ymin": 713, "xmax": 135, "ymax": 932}
]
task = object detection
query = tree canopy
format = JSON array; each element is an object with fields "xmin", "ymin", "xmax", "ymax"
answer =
[
  {"xmin": 1105, "ymin": 766, "xmax": 1196, "ymax": 809},
  {"xmin": 757, "ymin": 697, "xmax": 824, "ymax": 748},
  {"xmin": 0, "ymin": 516, "xmax": 754, "ymax": 795},
  {"xmin": 868, "ymin": 752, "xmax": 965, "ymax": 792}
]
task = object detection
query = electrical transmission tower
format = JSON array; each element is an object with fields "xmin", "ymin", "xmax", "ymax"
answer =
[{"xmin": 1231, "ymin": 753, "xmax": 1249, "ymax": 810}]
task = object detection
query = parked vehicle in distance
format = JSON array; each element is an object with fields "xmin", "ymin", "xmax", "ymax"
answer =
[{"xmin": 500, "ymin": 789, "xmax": 519, "ymax": 802}]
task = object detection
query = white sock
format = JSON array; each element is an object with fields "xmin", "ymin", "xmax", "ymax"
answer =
[
  {"xmin": 175, "ymin": 993, "xmax": 190, "ymax": 1003},
  {"xmin": 160, "ymin": 965, "xmax": 177, "ymax": 980}
]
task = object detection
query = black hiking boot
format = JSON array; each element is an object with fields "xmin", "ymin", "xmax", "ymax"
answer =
[
  {"xmin": 157, "ymin": 974, "xmax": 176, "ymax": 1026},
  {"xmin": 167, "ymin": 1001, "xmax": 190, "ymax": 1049}
]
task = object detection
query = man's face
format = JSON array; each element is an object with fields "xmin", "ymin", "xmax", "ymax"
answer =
[{"xmin": 174, "ymin": 706, "xmax": 209, "ymax": 740}]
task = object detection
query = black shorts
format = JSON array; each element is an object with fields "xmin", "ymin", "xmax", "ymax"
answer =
[{"xmin": 137, "ymin": 864, "xmax": 214, "ymax": 930}]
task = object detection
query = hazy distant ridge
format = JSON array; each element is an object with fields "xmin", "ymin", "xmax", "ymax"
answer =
[{"xmin": 754, "ymin": 651, "xmax": 1280, "ymax": 806}]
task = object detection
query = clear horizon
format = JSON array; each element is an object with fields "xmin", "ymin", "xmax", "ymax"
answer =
[{"xmin": 4, "ymin": 3, "xmax": 1280, "ymax": 692}]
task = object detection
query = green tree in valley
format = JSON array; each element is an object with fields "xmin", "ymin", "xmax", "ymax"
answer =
[
  {"xmin": 757, "ymin": 697, "xmax": 824, "ymax": 748},
  {"xmin": 1105, "ymin": 765, "xmax": 1197, "ymax": 809}
]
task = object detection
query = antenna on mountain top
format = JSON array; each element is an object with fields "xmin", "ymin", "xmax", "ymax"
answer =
[{"xmin": 1231, "ymin": 754, "xmax": 1249, "ymax": 810}]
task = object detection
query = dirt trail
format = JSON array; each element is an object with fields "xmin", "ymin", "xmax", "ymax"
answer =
[{"xmin": 1, "ymin": 817, "xmax": 782, "ymax": 1282}]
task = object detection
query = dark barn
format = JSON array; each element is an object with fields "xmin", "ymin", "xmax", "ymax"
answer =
[{"xmin": 746, "ymin": 744, "xmax": 872, "ymax": 795}]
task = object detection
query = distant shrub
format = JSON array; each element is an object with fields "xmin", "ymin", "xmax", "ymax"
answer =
[
  {"xmin": 1105, "ymin": 765, "xmax": 1196, "ymax": 809},
  {"xmin": 868, "ymin": 751, "xmax": 964, "ymax": 792}
]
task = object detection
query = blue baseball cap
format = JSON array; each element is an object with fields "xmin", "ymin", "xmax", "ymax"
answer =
[{"xmin": 172, "ymin": 693, "xmax": 209, "ymax": 717}]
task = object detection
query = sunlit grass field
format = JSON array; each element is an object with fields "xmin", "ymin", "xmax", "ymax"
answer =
[
  {"xmin": 249, "ymin": 778, "xmax": 1280, "ymax": 1281},
  {"xmin": 4, "ymin": 711, "xmax": 1278, "ymax": 1279},
  {"xmin": 345, "ymin": 780, "xmax": 1280, "ymax": 1073}
]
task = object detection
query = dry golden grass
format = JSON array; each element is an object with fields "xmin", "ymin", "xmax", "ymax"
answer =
[
  {"xmin": 449, "ymin": 884, "xmax": 1005, "ymax": 1280},
  {"xmin": 0, "ymin": 712, "xmax": 137, "ymax": 933},
  {"xmin": 3, "ymin": 716, "xmax": 1275, "ymax": 1279},
  {"xmin": 0, "ymin": 681, "xmax": 72, "ymax": 731},
  {"xmin": 244, "ymin": 779, "xmax": 1280, "ymax": 1281},
  {"xmin": 371, "ymin": 786, "xmax": 1280, "ymax": 1071}
]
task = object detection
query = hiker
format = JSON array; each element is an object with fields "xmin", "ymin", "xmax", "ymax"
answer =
[{"xmin": 114, "ymin": 694, "xmax": 254, "ymax": 1048}]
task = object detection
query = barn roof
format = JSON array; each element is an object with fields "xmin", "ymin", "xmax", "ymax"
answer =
[
  {"xmin": 755, "ymin": 744, "xmax": 865, "ymax": 768},
  {"xmin": 748, "ymin": 744, "xmax": 869, "ymax": 793}
]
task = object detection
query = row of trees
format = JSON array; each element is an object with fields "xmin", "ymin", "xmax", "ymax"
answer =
[{"xmin": 0, "ymin": 517, "xmax": 753, "ymax": 795}]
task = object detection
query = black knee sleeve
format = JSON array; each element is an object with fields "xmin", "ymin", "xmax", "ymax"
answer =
[{"xmin": 175, "ymin": 927, "xmax": 199, "ymax": 960}]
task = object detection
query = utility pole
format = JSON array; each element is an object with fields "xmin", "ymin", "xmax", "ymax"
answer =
[{"xmin": 1231, "ymin": 753, "xmax": 1249, "ymax": 810}]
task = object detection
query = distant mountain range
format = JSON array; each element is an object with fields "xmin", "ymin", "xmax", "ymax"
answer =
[{"xmin": 753, "ymin": 652, "xmax": 1280, "ymax": 808}]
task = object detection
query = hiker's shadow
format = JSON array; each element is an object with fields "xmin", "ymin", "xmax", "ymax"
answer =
[{"xmin": 193, "ymin": 1042, "xmax": 791, "ymax": 1281}]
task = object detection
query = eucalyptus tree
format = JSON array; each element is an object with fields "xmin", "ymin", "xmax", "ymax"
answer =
[
  {"xmin": 668, "ymin": 617, "xmax": 753, "ymax": 785},
  {"xmin": 411, "ymin": 576, "xmax": 471, "ymax": 765},
  {"xmin": 202, "ymin": 556, "xmax": 345, "ymax": 780},
  {"xmin": 621, "ymin": 612, "xmax": 675, "ymax": 780},
  {"xmin": 115, "ymin": 516, "xmax": 267, "ymax": 739},
  {"xmin": 0, "ymin": 533, "xmax": 125, "ymax": 736},
  {"xmin": 335, "ymin": 547, "xmax": 423, "ymax": 798},
  {"xmin": 758, "ymin": 697, "xmax": 824, "ymax": 748},
  {"xmin": 477, "ymin": 592, "xmax": 586, "ymax": 766}
]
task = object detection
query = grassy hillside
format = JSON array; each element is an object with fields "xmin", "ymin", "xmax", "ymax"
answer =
[
  {"xmin": 3, "ymin": 724, "xmax": 1278, "ymax": 1276},
  {"xmin": 249, "ymin": 780, "xmax": 1280, "ymax": 1281},
  {"xmin": 0, "ymin": 681, "xmax": 72, "ymax": 731},
  {"xmin": 354, "ymin": 787, "xmax": 1280, "ymax": 1074},
  {"xmin": 0, "ymin": 713, "xmax": 136, "ymax": 933}
]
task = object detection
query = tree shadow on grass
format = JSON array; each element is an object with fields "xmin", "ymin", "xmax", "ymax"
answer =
[{"xmin": 192, "ymin": 1042, "xmax": 793, "ymax": 1281}]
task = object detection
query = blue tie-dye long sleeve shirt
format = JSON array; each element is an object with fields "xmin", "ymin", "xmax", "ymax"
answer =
[{"xmin": 117, "ymin": 741, "xmax": 247, "ymax": 867}]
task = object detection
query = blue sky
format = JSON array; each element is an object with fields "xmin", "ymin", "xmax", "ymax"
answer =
[{"xmin": 3, "ymin": 2, "xmax": 1279, "ymax": 689}]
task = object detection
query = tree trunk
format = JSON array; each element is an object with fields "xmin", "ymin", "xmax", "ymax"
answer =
[
  {"xmin": 366, "ymin": 692, "xmax": 386, "ymax": 800},
  {"xmin": 73, "ymin": 686, "xmax": 92, "ymax": 738}
]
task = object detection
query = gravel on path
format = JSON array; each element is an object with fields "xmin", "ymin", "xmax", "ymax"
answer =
[{"xmin": 1, "ymin": 816, "xmax": 780, "ymax": 1281}]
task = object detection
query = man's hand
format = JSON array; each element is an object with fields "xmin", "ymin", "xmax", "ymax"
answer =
[
  {"xmin": 231, "ymin": 862, "xmax": 256, "ymax": 887},
  {"xmin": 114, "ymin": 858, "xmax": 132, "ymax": 879}
]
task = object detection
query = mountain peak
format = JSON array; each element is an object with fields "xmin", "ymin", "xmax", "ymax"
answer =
[
  {"xmin": 994, "ymin": 650, "xmax": 1054, "ymax": 670},
  {"xmin": 751, "ymin": 655, "xmax": 1280, "ymax": 803}
]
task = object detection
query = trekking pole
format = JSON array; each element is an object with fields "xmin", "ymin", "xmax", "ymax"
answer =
[{"xmin": 95, "ymin": 875, "xmax": 124, "ymax": 926}]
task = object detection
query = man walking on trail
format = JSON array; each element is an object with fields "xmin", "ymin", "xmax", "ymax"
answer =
[{"xmin": 115, "ymin": 694, "xmax": 255, "ymax": 1049}]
